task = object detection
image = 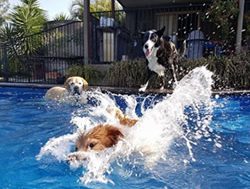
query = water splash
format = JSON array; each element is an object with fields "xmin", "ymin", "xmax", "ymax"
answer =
[
  {"xmin": 37, "ymin": 66, "xmax": 218, "ymax": 184},
  {"xmin": 125, "ymin": 66, "xmax": 214, "ymax": 165}
]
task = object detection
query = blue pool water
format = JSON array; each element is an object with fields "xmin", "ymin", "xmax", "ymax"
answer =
[{"xmin": 0, "ymin": 87, "xmax": 249, "ymax": 189}]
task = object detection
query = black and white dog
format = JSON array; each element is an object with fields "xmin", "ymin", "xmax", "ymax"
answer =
[{"xmin": 139, "ymin": 26, "xmax": 186, "ymax": 92}]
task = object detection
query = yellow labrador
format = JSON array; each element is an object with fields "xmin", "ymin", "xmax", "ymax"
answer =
[{"xmin": 45, "ymin": 76, "xmax": 88, "ymax": 102}]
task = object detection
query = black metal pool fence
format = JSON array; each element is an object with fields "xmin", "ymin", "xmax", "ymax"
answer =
[{"xmin": 0, "ymin": 4, "xmax": 231, "ymax": 84}]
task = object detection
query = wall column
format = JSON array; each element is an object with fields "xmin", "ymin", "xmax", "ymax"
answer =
[{"xmin": 111, "ymin": 0, "xmax": 115, "ymax": 19}]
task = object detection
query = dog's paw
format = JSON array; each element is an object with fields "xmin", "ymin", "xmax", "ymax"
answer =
[
  {"xmin": 67, "ymin": 153, "xmax": 78, "ymax": 163},
  {"xmin": 67, "ymin": 152, "xmax": 88, "ymax": 163},
  {"xmin": 67, "ymin": 152, "xmax": 87, "ymax": 168},
  {"xmin": 139, "ymin": 81, "xmax": 149, "ymax": 92},
  {"xmin": 172, "ymin": 82, "xmax": 178, "ymax": 89},
  {"xmin": 139, "ymin": 87, "xmax": 146, "ymax": 92}
]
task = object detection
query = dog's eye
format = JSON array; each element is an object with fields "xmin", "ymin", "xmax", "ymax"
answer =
[
  {"xmin": 88, "ymin": 143, "xmax": 95, "ymax": 149},
  {"xmin": 151, "ymin": 34, "xmax": 158, "ymax": 42},
  {"xmin": 79, "ymin": 82, "xmax": 82, "ymax": 85}
]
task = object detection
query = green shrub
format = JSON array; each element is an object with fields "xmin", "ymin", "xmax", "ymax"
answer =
[
  {"xmin": 230, "ymin": 54, "xmax": 250, "ymax": 89},
  {"xmin": 67, "ymin": 54, "xmax": 250, "ymax": 90},
  {"xmin": 5, "ymin": 57, "xmax": 31, "ymax": 77},
  {"xmin": 180, "ymin": 54, "xmax": 250, "ymax": 89},
  {"xmin": 105, "ymin": 54, "xmax": 250, "ymax": 90},
  {"xmin": 105, "ymin": 59, "xmax": 148, "ymax": 88},
  {"xmin": 66, "ymin": 64, "xmax": 105, "ymax": 85}
]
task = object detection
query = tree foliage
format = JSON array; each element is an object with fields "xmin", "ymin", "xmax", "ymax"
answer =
[
  {"xmin": 71, "ymin": 0, "xmax": 122, "ymax": 20},
  {"xmin": 53, "ymin": 13, "xmax": 71, "ymax": 21},
  {"xmin": 202, "ymin": 0, "xmax": 239, "ymax": 49},
  {"xmin": 6, "ymin": 0, "xmax": 47, "ymax": 55},
  {"xmin": 0, "ymin": 0, "xmax": 9, "ymax": 26},
  {"xmin": 10, "ymin": 0, "xmax": 47, "ymax": 37}
]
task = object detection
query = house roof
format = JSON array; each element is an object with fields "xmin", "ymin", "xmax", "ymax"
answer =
[{"xmin": 117, "ymin": 0, "xmax": 211, "ymax": 8}]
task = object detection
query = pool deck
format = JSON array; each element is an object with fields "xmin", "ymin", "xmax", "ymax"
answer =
[{"xmin": 0, "ymin": 82, "xmax": 250, "ymax": 95}]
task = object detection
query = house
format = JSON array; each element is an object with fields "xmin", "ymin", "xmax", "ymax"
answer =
[
  {"xmin": 121, "ymin": 0, "xmax": 211, "ymax": 59},
  {"xmin": 0, "ymin": 0, "xmax": 248, "ymax": 84},
  {"xmin": 85, "ymin": 0, "xmax": 248, "ymax": 62},
  {"xmin": 86, "ymin": 0, "xmax": 212, "ymax": 62}
]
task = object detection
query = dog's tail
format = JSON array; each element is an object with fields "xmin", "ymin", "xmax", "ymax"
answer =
[{"xmin": 178, "ymin": 40, "xmax": 186, "ymax": 59}]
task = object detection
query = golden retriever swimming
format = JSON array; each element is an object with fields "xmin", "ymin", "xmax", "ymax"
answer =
[
  {"xmin": 45, "ymin": 76, "xmax": 88, "ymax": 102},
  {"xmin": 75, "ymin": 124, "xmax": 124, "ymax": 152},
  {"xmin": 67, "ymin": 108, "xmax": 137, "ymax": 162}
]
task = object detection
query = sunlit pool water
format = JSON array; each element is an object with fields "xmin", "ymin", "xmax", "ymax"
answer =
[{"xmin": 0, "ymin": 75, "xmax": 249, "ymax": 188}]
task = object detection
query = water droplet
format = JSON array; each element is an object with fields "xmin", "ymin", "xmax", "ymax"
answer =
[{"xmin": 215, "ymin": 143, "xmax": 222, "ymax": 148}]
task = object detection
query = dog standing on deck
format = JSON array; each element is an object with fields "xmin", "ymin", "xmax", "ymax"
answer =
[
  {"xmin": 139, "ymin": 26, "xmax": 186, "ymax": 92},
  {"xmin": 45, "ymin": 76, "xmax": 88, "ymax": 102}
]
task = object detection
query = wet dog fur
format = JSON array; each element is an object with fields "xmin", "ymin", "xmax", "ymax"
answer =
[
  {"xmin": 67, "ymin": 108, "xmax": 137, "ymax": 162},
  {"xmin": 45, "ymin": 76, "xmax": 88, "ymax": 102},
  {"xmin": 139, "ymin": 26, "xmax": 186, "ymax": 92}
]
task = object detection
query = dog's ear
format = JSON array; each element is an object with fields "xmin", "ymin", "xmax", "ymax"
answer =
[
  {"xmin": 106, "ymin": 126, "xmax": 124, "ymax": 145},
  {"xmin": 64, "ymin": 77, "xmax": 72, "ymax": 90},
  {"xmin": 156, "ymin": 26, "xmax": 165, "ymax": 37},
  {"xmin": 138, "ymin": 31, "xmax": 145, "ymax": 37},
  {"xmin": 81, "ymin": 78, "xmax": 88, "ymax": 90}
]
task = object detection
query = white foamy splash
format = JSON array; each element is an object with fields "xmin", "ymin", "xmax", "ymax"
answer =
[{"xmin": 37, "ymin": 66, "xmax": 220, "ymax": 184}]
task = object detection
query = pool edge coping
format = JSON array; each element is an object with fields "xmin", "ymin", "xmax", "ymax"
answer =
[{"xmin": 0, "ymin": 82, "xmax": 250, "ymax": 95}]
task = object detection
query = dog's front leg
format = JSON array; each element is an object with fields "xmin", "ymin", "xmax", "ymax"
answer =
[
  {"xmin": 139, "ymin": 69, "xmax": 153, "ymax": 92},
  {"xmin": 159, "ymin": 75, "xmax": 165, "ymax": 90},
  {"xmin": 169, "ymin": 62, "xmax": 178, "ymax": 89},
  {"xmin": 139, "ymin": 81, "xmax": 149, "ymax": 92},
  {"xmin": 170, "ymin": 62, "xmax": 177, "ymax": 82}
]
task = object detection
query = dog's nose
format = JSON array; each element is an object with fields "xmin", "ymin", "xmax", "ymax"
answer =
[
  {"xmin": 74, "ymin": 86, "xmax": 79, "ymax": 91},
  {"xmin": 144, "ymin": 44, "xmax": 148, "ymax": 49},
  {"xmin": 73, "ymin": 86, "xmax": 80, "ymax": 94}
]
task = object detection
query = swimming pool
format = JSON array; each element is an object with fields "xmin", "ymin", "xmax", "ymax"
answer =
[{"xmin": 0, "ymin": 70, "xmax": 249, "ymax": 189}]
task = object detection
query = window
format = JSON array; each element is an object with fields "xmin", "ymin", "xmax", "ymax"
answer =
[{"xmin": 156, "ymin": 12, "xmax": 200, "ymax": 44}]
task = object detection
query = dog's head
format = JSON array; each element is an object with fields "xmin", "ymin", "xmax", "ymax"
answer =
[
  {"xmin": 140, "ymin": 26, "xmax": 165, "ymax": 58},
  {"xmin": 75, "ymin": 125, "xmax": 124, "ymax": 152},
  {"xmin": 64, "ymin": 76, "xmax": 88, "ymax": 95}
]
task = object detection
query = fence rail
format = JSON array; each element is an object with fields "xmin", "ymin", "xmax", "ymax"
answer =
[
  {"xmin": 1, "ymin": 21, "xmax": 87, "ymax": 84},
  {"xmin": 0, "ymin": 3, "xmax": 238, "ymax": 84}
]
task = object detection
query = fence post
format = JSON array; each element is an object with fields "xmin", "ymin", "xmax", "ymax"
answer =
[
  {"xmin": 2, "ymin": 43, "xmax": 9, "ymax": 82},
  {"xmin": 236, "ymin": 0, "xmax": 245, "ymax": 54},
  {"xmin": 83, "ymin": 0, "xmax": 90, "ymax": 64}
]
